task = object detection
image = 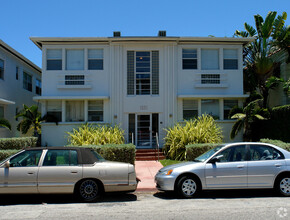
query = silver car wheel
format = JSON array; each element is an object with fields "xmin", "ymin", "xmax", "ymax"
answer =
[
  {"xmin": 181, "ymin": 179, "xmax": 196, "ymax": 196},
  {"xmin": 280, "ymin": 178, "xmax": 290, "ymax": 195},
  {"xmin": 79, "ymin": 180, "xmax": 99, "ymax": 201}
]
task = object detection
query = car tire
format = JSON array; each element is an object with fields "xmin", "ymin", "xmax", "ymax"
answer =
[
  {"xmin": 275, "ymin": 175, "xmax": 290, "ymax": 197},
  {"xmin": 177, "ymin": 176, "xmax": 200, "ymax": 198},
  {"xmin": 77, "ymin": 179, "xmax": 101, "ymax": 202}
]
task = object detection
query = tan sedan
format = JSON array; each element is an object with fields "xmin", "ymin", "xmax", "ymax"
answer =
[{"xmin": 0, "ymin": 147, "xmax": 138, "ymax": 202}]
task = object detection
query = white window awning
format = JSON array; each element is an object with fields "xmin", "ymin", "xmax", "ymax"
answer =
[{"xmin": 0, "ymin": 98, "xmax": 15, "ymax": 105}]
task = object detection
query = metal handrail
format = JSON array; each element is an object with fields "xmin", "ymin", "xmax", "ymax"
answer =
[{"xmin": 155, "ymin": 132, "xmax": 160, "ymax": 161}]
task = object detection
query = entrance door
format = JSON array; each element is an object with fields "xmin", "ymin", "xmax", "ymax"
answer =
[{"xmin": 129, "ymin": 113, "xmax": 159, "ymax": 148}]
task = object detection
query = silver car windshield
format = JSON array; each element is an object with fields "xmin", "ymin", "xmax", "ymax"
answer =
[{"xmin": 194, "ymin": 145, "xmax": 225, "ymax": 162}]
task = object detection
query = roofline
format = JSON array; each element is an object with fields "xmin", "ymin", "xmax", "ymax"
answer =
[
  {"xmin": 0, "ymin": 40, "xmax": 41, "ymax": 73},
  {"xmin": 30, "ymin": 36, "xmax": 255, "ymax": 49}
]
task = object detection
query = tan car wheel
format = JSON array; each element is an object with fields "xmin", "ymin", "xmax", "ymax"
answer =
[{"xmin": 78, "ymin": 179, "xmax": 100, "ymax": 202}]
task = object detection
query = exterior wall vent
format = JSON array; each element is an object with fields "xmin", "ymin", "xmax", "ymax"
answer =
[
  {"xmin": 113, "ymin": 31, "xmax": 121, "ymax": 37},
  {"xmin": 158, "ymin": 31, "xmax": 166, "ymax": 37}
]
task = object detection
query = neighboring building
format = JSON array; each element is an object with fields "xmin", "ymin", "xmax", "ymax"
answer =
[
  {"xmin": 269, "ymin": 50, "xmax": 290, "ymax": 107},
  {"xmin": 31, "ymin": 32, "xmax": 253, "ymax": 147},
  {"xmin": 0, "ymin": 40, "xmax": 41, "ymax": 137}
]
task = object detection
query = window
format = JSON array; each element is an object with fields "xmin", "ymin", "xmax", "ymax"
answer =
[
  {"xmin": 66, "ymin": 49, "xmax": 84, "ymax": 70},
  {"xmin": 10, "ymin": 150, "xmax": 42, "ymax": 167},
  {"xmin": 0, "ymin": 105, "xmax": 4, "ymax": 118},
  {"xmin": 224, "ymin": 49, "xmax": 238, "ymax": 69},
  {"xmin": 66, "ymin": 101, "xmax": 84, "ymax": 122},
  {"xmin": 224, "ymin": 100, "xmax": 238, "ymax": 120},
  {"xmin": 23, "ymin": 72, "xmax": 32, "ymax": 92},
  {"xmin": 201, "ymin": 99, "xmax": 219, "ymax": 119},
  {"xmin": 201, "ymin": 49, "xmax": 219, "ymax": 70},
  {"xmin": 215, "ymin": 145, "xmax": 246, "ymax": 162},
  {"xmin": 182, "ymin": 49, "xmax": 197, "ymax": 69},
  {"xmin": 88, "ymin": 100, "xmax": 103, "ymax": 121},
  {"xmin": 249, "ymin": 145, "xmax": 284, "ymax": 161},
  {"xmin": 65, "ymin": 75, "xmax": 85, "ymax": 85},
  {"xmin": 16, "ymin": 66, "xmax": 19, "ymax": 80},
  {"xmin": 47, "ymin": 49, "xmax": 62, "ymax": 70},
  {"xmin": 0, "ymin": 59, "xmax": 4, "ymax": 79},
  {"xmin": 88, "ymin": 49, "xmax": 103, "ymax": 70},
  {"xmin": 47, "ymin": 101, "xmax": 62, "ymax": 122},
  {"xmin": 36, "ymin": 79, "xmax": 41, "ymax": 95},
  {"xmin": 43, "ymin": 150, "xmax": 78, "ymax": 166},
  {"xmin": 136, "ymin": 51, "xmax": 151, "ymax": 95},
  {"xmin": 201, "ymin": 74, "xmax": 220, "ymax": 84},
  {"xmin": 183, "ymin": 100, "xmax": 198, "ymax": 120}
]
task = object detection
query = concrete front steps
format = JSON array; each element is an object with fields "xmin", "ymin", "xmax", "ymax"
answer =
[{"xmin": 136, "ymin": 149, "xmax": 166, "ymax": 161}]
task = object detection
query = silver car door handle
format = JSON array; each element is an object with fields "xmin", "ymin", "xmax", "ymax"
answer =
[
  {"xmin": 275, "ymin": 164, "xmax": 282, "ymax": 167},
  {"xmin": 71, "ymin": 171, "xmax": 78, "ymax": 174},
  {"xmin": 237, "ymin": 165, "xmax": 244, "ymax": 168},
  {"xmin": 28, "ymin": 172, "xmax": 34, "ymax": 175}
]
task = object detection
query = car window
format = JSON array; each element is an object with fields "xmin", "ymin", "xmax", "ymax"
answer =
[
  {"xmin": 10, "ymin": 150, "xmax": 42, "ymax": 167},
  {"xmin": 215, "ymin": 145, "xmax": 246, "ymax": 162},
  {"xmin": 249, "ymin": 145, "xmax": 284, "ymax": 161},
  {"xmin": 43, "ymin": 150, "xmax": 78, "ymax": 166}
]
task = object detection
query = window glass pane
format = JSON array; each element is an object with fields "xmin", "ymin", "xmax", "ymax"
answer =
[
  {"xmin": 43, "ymin": 150, "xmax": 78, "ymax": 166},
  {"xmin": 224, "ymin": 49, "xmax": 238, "ymax": 59},
  {"xmin": 88, "ymin": 49, "xmax": 103, "ymax": 59},
  {"xmin": 201, "ymin": 49, "xmax": 219, "ymax": 70},
  {"xmin": 182, "ymin": 49, "xmax": 197, "ymax": 58},
  {"xmin": 88, "ymin": 60, "xmax": 103, "ymax": 70},
  {"xmin": 250, "ymin": 145, "xmax": 284, "ymax": 161},
  {"xmin": 224, "ymin": 100, "xmax": 238, "ymax": 120},
  {"xmin": 224, "ymin": 49, "xmax": 238, "ymax": 69},
  {"xmin": 136, "ymin": 52, "xmax": 150, "ymax": 73},
  {"xmin": 47, "ymin": 60, "xmax": 62, "ymax": 70},
  {"xmin": 47, "ymin": 101, "xmax": 62, "ymax": 111},
  {"xmin": 88, "ymin": 100, "xmax": 103, "ymax": 111},
  {"xmin": 47, "ymin": 49, "xmax": 62, "ymax": 59},
  {"xmin": 201, "ymin": 99, "xmax": 219, "ymax": 119},
  {"xmin": 23, "ymin": 72, "xmax": 32, "ymax": 92},
  {"xmin": 215, "ymin": 145, "xmax": 246, "ymax": 162},
  {"xmin": 0, "ymin": 59, "xmax": 3, "ymax": 79},
  {"xmin": 36, "ymin": 79, "xmax": 41, "ymax": 95},
  {"xmin": 0, "ymin": 106, "xmax": 4, "ymax": 118},
  {"xmin": 88, "ymin": 100, "xmax": 103, "ymax": 121},
  {"xmin": 10, "ymin": 150, "xmax": 42, "ymax": 167},
  {"xmin": 183, "ymin": 100, "xmax": 198, "ymax": 120},
  {"xmin": 47, "ymin": 49, "xmax": 62, "ymax": 70},
  {"xmin": 183, "ymin": 59, "xmax": 197, "ymax": 69},
  {"xmin": 224, "ymin": 60, "xmax": 238, "ymax": 69},
  {"xmin": 66, "ymin": 50, "xmax": 84, "ymax": 70},
  {"xmin": 66, "ymin": 101, "xmax": 84, "ymax": 122}
]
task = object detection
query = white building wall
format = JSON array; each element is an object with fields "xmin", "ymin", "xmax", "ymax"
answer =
[{"xmin": 0, "ymin": 46, "xmax": 41, "ymax": 138}]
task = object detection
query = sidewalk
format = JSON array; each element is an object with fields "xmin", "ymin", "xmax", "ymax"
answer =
[{"xmin": 135, "ymin": 161, "xmax": 163, "ymax": 191}]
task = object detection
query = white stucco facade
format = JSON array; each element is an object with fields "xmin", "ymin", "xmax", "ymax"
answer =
[
  {"xmin": 31, "ymin": 34, "xmax": 253, "ymax": 147},
  {"xmin": 0, "ymin": 40, "xmax": 41, "ymax": 137}
]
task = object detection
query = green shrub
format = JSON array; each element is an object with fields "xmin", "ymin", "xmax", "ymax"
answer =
[
  {"xmin": 67, "ymin": 124, "xmax": 125, "ymax": 146},
  {"xmin": 0, "ymin": 137, "xmax": 38, "ymax": 150},
  {"xmin": 260, "ymin": 139, "xmax": 290, "ymax": 151},
  {"xmin": 164, "ymin": 115, "xmax": 223, "ymax": 160},
  {"xmin": 257, "ymin": 105, "xmax": 290, "ymax": 142},
  {"xmin": 0, "ymin": 150, "xmax": 21, "ymax": 161},
  {"xmin": 186, "ymin": 143, "xmax": 221, "ymax": 161},
  {"xmin": 67, "ymin": 144, "xmax": 136, "ymax": 164}
]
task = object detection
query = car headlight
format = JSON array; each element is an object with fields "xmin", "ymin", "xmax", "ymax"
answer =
[{"xmin": 160, "ymin": 169, "xmax": 173, "ymax": 175}]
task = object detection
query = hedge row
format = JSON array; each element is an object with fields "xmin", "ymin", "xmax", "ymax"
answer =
[
  {"xmin": 0, "ymin": 137, "xmax": 38, "ymax": 150},
  {"xmin": 260, "ymin": 139, "xmax": 290, "ymax": 151},
  {"xmin": 67, "ymin": 144, "xmax": 136, "ymax": 164},
  {"xmin": 185, "ymin": 143, "xmax": 221, "ymax": 161},
  {"xmin": 0, "ymin": 150, "xmax": 21, "ymax": 161}
]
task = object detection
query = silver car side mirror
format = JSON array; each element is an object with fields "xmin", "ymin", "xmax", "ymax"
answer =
[
  {"xmin": 209, "ymin": 155, "xmax": 224, "ymax": 163},
  {"xmin": 4, "ymin": 161, "xmax": 10, "ymax": 168}
]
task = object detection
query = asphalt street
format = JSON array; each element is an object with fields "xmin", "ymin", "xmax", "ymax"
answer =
[{"xmin": 0, "ymin": 189, "xmax": 289, "ymax": 220}]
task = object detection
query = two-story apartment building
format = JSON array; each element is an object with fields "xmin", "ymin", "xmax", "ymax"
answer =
[
  {"xmin": 0, "ymin": 40, "xmax": 41, "ymax": 138},
  {"xmin": 31, "ymin": 32, "xmax": 253, "ymax": 147}
]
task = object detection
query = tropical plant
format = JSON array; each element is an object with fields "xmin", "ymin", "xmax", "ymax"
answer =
[
  {"xmin": 164, "ymin": 115, "xmax": 223, "ymax": 161},
  {"xmin": 67, "ymin": 123, "xmax": 125, "ymax": 146},
  {"xmin": 230, "ymin": 99, "xmax": 269, "ymax": 141},
  {"xmin": 0, "ymin": 118, "xmax": 11, "ymax": 130},
  {"xmin": 235, "ymin": 11, "xmax": 290, "ymax": 107}
]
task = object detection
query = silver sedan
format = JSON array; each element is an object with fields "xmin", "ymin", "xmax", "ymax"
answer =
[
  {"xmin": 155, "ymin": 142, "xmax": 290, "ymax": 198},
  {"xmin": 0, "ymin": 147, "xmax": 138, "ymax": 202}
]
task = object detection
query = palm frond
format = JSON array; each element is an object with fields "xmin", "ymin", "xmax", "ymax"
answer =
[{"xmin": 0, "ymin": 118, "xmax": 11, "ymax": 130}]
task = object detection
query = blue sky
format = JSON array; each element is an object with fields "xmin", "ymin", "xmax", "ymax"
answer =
[{"xmin": 1, "ymin": 0, "xmax": 289, "ymax": 67}]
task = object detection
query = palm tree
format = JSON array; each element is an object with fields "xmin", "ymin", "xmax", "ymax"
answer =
[
  {"xmin": 235, "ymin": 11, "xmax": 290, "ymax": 108},
  {"xmin": 230, "ymin": 99, "xmax": 268, "ymax": 141},
  {"xmin": 16, "ymin": 105, "xmax": 42, "ymax": 136},
  {"xmin": 0, "ymin": 118, "xmax": 11, "ymax": 130}
]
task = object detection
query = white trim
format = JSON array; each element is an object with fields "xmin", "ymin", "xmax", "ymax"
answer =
[
  {"xmin": 178, "ymin": 94, "xmax": 249, "ymax": 98},
  {"xmin": 0, "ymin": 98, "xmax": 15, "ymax": 105},
  {"xmin": 33, "ymin": 96, "xmax": 110, "ymax": 100}
]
